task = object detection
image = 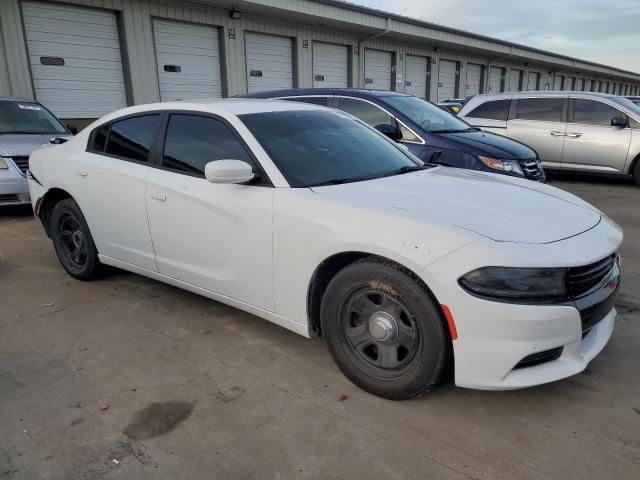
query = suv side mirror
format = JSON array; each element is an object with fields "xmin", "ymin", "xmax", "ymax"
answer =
[
  {"xmin": 375, "ymin": 123, "xmax": 402, "ymax": 142},
  {"xmin": 611, "ymin": 116, "xmax": 628, "ymax": 128},
  {"xmin": 204, "ymin": 160, "xmax": 255, "ymax": 184}
]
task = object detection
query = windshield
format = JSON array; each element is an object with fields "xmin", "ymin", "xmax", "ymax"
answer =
[
  {"xmin": 0, "ymin": 101, "xmax": 67, "ymax": 135},
  {"xmin": 383, "ymin": 95, "xmax": 473, "ymax": 133},
  {"xmin": 611, "ymin": 97, "xmax": 640, "ymax": 118},
  {"xmin": 240, "ymin": 110, "xmax": 421, "ymax": 187}
]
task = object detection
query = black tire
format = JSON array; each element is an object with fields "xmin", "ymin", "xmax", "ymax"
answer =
[
  {"xmin": 633, "ymin": 160, "xmax": 640, "ymax": 187},
  {"xmin": 321, "ymin": 258, "xmax": 449, "ymax": 400},
  {"xmin": 50, "ymin": 198, "xmax": 101, "ymax": 280}
]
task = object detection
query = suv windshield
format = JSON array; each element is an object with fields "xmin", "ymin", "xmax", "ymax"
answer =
[
  {"xmin": 240, "ymin": 110, "xmax": 422, "ymax": 187},
  {"xmin": 383, "ymin": 95, "xmax": 473, "ymax": 133},
  {"xmin": 0, "ymin": 101, "xmax": 67, "ymax": 135},
  {"xmin": 611, "ymin": 97, "xmax": 640, "ymax": 118}
]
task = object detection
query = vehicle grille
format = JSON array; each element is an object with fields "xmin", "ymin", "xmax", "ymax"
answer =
[
  {"xmin": 518, "ymin": 157, "xmax": 545, "ymax": 181},
  {"xmin": 10, "ymin": 156, "xmax": 29, "ymax": 175},
  {"xmin": 567, "ymin": 254, "xmax": 616, "ymax": 298}
]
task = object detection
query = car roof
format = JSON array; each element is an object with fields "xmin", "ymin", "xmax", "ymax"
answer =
[
  {"xmin": 0, "ymin": 96, "xmax": 40, "ymax": 103},
  {"xmin": 239, "ymin": 88, "xmax": 409, "ymax": 99},
  {"xmin": 471, "ymin": 91, "xmax": 618, "ymax": 99},
  {"xmin": 94, "ymin": 98, "xmax": 331, "ymax": 122}
]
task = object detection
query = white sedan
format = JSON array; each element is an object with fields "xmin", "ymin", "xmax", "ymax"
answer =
[{"xmin": 27, "ymin": 100, "xmax": 622, "ymax": 399}]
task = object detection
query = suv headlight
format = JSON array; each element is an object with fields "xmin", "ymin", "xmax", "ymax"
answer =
[
  {"xmin": 459, "ymin": 267, "xmax": 567, "ymax": 301},
  {"xmin": 478, "ymin": 156, "xmax": 524, "ymax": 176},
  {"xmin": 0, "ymin": 157, "xmax": 8, "ymax": 170}
]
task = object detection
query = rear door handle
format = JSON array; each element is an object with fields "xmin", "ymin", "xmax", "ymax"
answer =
[
  {"xmin": 150, "ymin": 191, "xmax": 166, "ymax": 202},
  {"xmin": 565, "ymin": 132, "xmax": 583, "ymax": 138},
  {"xmin": 549, "ymin": 131, "xmax": 565, "ymax": 137},
  {"xmin": 76, "ymin": 169, "xmax": 87, "ymax": 177}
]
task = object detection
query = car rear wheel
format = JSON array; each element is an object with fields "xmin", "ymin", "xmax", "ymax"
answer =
[
  {"xmin": 633, "ymin": 160, "xmax": 640, "ymax": 186},
  {"xmin": 50, "ymin": 198, "xmax": 101, "ymax": 280},
  {"xmin": 320, "ymin": 258, "xmax": 449, "ymax": 400}
]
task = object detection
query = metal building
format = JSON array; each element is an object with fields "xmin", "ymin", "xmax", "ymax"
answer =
[{"xmin": 1, "ymin": 0, "xmax": 639, "ymax": 129}]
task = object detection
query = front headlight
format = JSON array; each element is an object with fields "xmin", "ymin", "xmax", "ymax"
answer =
[
  {"xmin": 0, "ymin": 157, "xmax": 8, "ymax": 170},
  {"xmin": 459, "ymin": 267, "xmax": 567, "ymax": 301},
  {"xmin": 478, "ymin": 156, "xmax": 524, "ymax": 176}
]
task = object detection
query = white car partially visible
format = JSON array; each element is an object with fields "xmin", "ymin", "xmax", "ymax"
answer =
[{"xmin": 27, "ymin": 100, "xmax": 622, "ymax": 399}]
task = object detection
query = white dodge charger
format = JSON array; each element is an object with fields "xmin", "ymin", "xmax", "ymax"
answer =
[{"xmin": 27, "ymin": 100, "xmax": 622, "ymax": 400}]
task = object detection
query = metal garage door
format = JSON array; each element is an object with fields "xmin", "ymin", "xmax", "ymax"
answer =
[
  {"xmin": 553, "ymin": 75, "xmax": 563, "ymax": 90},
  {"xmin": 509, "ymin": 69, "xmax": 523, "ymax": 92},
  {"xmin": 364, "ymin": 49, "xmax": 393, "ymax": 90},
  {"xmin": 437, "ymin": 60, "xmax": 457, "ymax": 102},
  {"xmin": 153, "ymin": 19, "xmax": 222, "ymax": 101},
  {"xmin": 21, "ymin": 2, "xmax": 127, "ymax": 118},
  {"xmin": 527, "ymin": 72, "xmax": 540, "ymax": 90},
  {"xmin": 488, "ymin": 67, "xmax": 503, "ymax": 93},
  {"xmin": 404, "ymin": 55, "xmax": 429, "ymax": 99},
  {"xmin": 245, "ymin": 32, "xmax": 293, "ymax": 93},
  {"xmin": 465, "ymin": 63, "xmax": 483, "ymax": 96},
  {"xmin": 312, "ymin": 42, "xmax": 348, "ymax": 88},
  {"xmin": 564, "ymin": 77, "xmax": 574, "ymax": 91}
]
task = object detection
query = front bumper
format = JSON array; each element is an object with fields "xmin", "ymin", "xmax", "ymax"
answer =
[{"xmin": 0, "ymin": 164, "xmax": 30, "ymax": 205}]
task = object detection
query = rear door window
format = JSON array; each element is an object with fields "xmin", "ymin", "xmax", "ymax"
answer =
[
  {"xmin": 572, "ymin": 99, "xmax": 616, "ymax": 126},
  {"xmin": 516, "ymin": 98, "xmax": 564, "ymax": 122},
  {"xmin": 104, "ymin": 115, "xmax": 161, "ymax": 162},
  {"xmin": 467, "ymin": 99, "xmax": 510, "ymax": 120},
  {"xmin": 162, "ymin": 114, "xmax": 253, "ymax": 177}
]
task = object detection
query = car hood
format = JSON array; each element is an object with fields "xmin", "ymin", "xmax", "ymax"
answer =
[
  {"xmin": 0, "ymin": 134, "xmax": 70, "ymax": 157},
  {"xmin": 436, "ymin": 129, "xmax": 535, "ymax": 159},
  {"xmin": 311, "ymin": 167, "xmax": 601, "ymax": 244}
]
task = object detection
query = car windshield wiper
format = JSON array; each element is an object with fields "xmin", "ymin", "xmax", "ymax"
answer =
[{"xmin": 384, "ymin": 164, "xmax": 431, "ymax": 177}]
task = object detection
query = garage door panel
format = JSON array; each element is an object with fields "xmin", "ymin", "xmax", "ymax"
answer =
[
  {"xmin": 489, "ymin": 67, "xmax": 503, "ymax": 92},
  {"xmin": 313, "ymin": 43, "xmax": 348, "ymax": 88},
  {"xmin": 22, "ymin": 1, "xmax": 127, "ymax": 118},
  {"xmin": 365, "ymin": 50, "xmax": 393, "ymax": 90},
  {"xmin": 153, "ymin": 19, "xmax": 222, "ymax": 101},
  {"xmin": 437, "ymin": 60, "xmax": 457, "ymax": 102},
  {"xmin": 405, "ymin": 55, "xmax": 428, "ymax": 98},
  {"xmin": 245, "ymin": 32, "xmax": 293, "ymax": 93},
  {"xmin": 509, "ymin": 70, "xmax": 522, "ymax": 92},
  {"xmin": 465, "ymin": 63, "xmax": 482, "ymax": 96}
]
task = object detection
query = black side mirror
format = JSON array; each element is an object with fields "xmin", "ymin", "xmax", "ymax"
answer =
[
  {"xmin": 611, "ymin": 116, "xmax": 628, "ymax": 128},
  {"xmin": 375, "ymin": 123, "xmax": 402, "ymax": 142},
  {"xmin": 66, "ymin": 124, "xmax": 78, "ymax": 135}
]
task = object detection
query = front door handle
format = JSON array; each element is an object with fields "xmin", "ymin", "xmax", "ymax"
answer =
[
  {"xmin": 76, "ymin": 169, "xmax": 87, "ymax": 177},
  {"xmin": 549, "ymin": 131, "xmax": 565, "ymax": 137},
  {"xmin": 565, "ymin": 132, "xmax": 583, "ymax": 138},
  {"xmin": 150, "ymin": 191, "xmax": 166, "ymax": 202}
]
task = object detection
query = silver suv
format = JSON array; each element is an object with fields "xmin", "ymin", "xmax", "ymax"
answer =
[
  {"xmin": 0, "ymin": 97, "xmax": 70, "ymax": 206},
  {"xmin": 459, "ymin": 92, "xmax": 640, "ymax": 185}
]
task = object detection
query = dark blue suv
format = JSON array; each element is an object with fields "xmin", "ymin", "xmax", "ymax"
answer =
[{"xmin": 241, "ymin": 88, "xmax": 545, "ymax": 181}]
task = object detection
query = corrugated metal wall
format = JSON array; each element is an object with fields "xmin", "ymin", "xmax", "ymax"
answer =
[{"xmin": 1, "ymin": 0, "xmax": 639, "ymax": 118}]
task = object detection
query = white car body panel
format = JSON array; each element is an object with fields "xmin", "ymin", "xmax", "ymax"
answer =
[{"xmin": 28, "ymin": 99, "xmax": 624, "ymax": 391}]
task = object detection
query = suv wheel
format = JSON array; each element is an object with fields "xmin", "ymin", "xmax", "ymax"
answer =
[
  {"xmin": 320, "ymin": 258, "xmax": 449, "ymax": 400},
  {"xmin": 50, "ymin": 198, "xmax": 101, "ymax": 280}
]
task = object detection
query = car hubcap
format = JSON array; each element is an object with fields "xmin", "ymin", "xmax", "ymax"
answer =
[
  {"xmin": 58, "ymin": 214, "xmax": 88, "ymax": 269},
  {"xmin": 341, "ymin": 288, "xmax": 421, "ymax": 378}
]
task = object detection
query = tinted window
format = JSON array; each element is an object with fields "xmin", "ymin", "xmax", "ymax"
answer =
[
  {"xmin": 337, "ymin": 98, "xmax": 394, "ymax": 127},
  {"xmin": 572, "ymin": 99, "xmax": 615, "ymax": 126},
  {"xmin": 383, "ymin": 95, "xmax": 473, "ymax": 133},
  {"xmin": 240, "ymin": 110, "xmax": 419, "ymax": 188},
  {"xmin": 467, "ymin": 100, "xmax": 510, "ymax": 121},
  {"xmin": 163, "ymin": 114, "xmax": 252, "ymax": 176},
  {"xmin": 91, "ymin": 125, "xmax": 109, "ymax": 152},
  {"xmin": 282, "ymin": 96, "xmax": 330, "ymax": 107},
  {"xmin": 630, "ymin": 117, "xmax": 640, "ymax": 129},
  {"xmin": 105, "ymin": 115, "xmax": 160, "ymax": 162},
  {"xmin": 516, "ymin": 98, "xmax": 564, "ymax": 122}
]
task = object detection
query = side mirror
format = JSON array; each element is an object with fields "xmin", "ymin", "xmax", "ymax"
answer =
[
  {"xmin": 204, "ymin": 160, "xmax": 255, "ymax": 184},
  {"xmin": 375, "ymin": 123, "xmax": 402, "ymax": 142},
  {"xmin": 611, "ymin": 116, "xmax": 628, "ymax": 128}
]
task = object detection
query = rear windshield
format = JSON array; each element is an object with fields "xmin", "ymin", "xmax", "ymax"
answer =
[
  {"xmin": 0, "ymin": 101, "xmax": 67, "ymax": 135},
  {"xmin": 239, "ymin": 109, "xmax": 419, "ymax": 188}
]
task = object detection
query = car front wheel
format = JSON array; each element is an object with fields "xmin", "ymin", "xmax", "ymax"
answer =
[
  {"xmin": 50, "ymin": 198, "xmax": 101, "ymax": 280},
  {"xmin": 321, "ymin": 258, "xmax": 449, "ymax": 400}
]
